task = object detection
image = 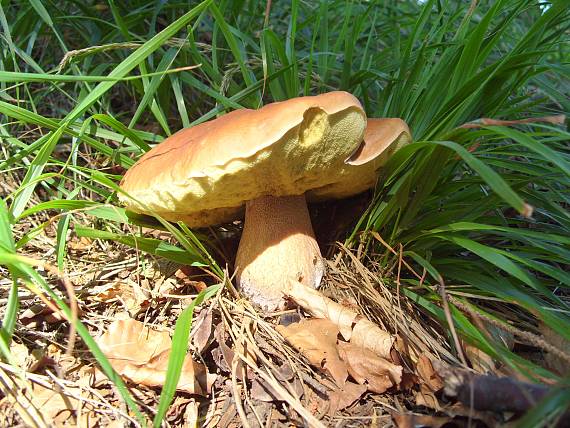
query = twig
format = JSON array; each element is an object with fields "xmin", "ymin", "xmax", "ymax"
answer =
[{"xmin": 437, "ymin": 277, "xmax": 468, "ymax": 367}]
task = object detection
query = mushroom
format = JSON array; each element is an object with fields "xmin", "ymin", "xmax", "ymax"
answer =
[{"xmin": 119, "ymin": 92, "xmax": 411, "ymax": 311}]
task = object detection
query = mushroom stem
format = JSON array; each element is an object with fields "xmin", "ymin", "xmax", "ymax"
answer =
[{"xmin": 235, "ymin": 194, "xmax": 325, "ymax": 311}]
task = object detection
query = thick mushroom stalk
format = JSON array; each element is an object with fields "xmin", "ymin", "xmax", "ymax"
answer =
[{"xmin": 235, "ymin": 194, "xmax": 325, "ymax": 311}]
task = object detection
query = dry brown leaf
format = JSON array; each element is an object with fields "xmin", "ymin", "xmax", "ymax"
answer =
[
  {"xmin": 276, "ymin": 318, "xmax": 348, "ymax": 386},
  {"xmin": 20, "ymin": 302, "xmax": 84, "ymax": 327},
  {"xmin": 327, "ymin": 381, "xmax": 367, "ymax": 416},
  {"xmin": 154, "ymin": 277, "xmax": 179, "ymax": 295},
  {"xmin": 283, "ymin": 280, "xmax": 394, "ymax": 359},
  {"xmin": 414, "ymin": 384, "xmax": 441, "ymax": 411},
  {"xmin": 337, "ymin": 342, "xmax": 402, "ymax": 394},
  {"xmin": 4, "ymin": 374, "xmax": 103, "ymax": 428},
  {"xmin": 465, "ymin": 344, "xmax": 496, "ymax": 373},
  {"xmin": 68, "ymin": 236, "xmax": 92, "ymax": 252},
  {"xmin": 416, "ymin": 354, "xmax": 444, "ymax": 392},
  {"xmin": 30, "ymin": 384, "xmax": 81, "ymax": 427},
  {"xmin": 175, "ymin": 267, "xmax": 207, "ymax": 292},
  {"xmin": 90, "ymin": 282, "xmax": 123, "ymax": 302},
  {"xmin": 91, "ymin": 280, "xmax": 149, "ymax": 315},
  {"xmin": 192, "ymin": 309, "xmax": 213, "ymax": 354},
  {"xmin": 99, "ymin": 319, "xmax": 215, "ymax": 394},
  {"xmin": 184, "ymin": 399, "xmax": 200, "ymax": 428}
]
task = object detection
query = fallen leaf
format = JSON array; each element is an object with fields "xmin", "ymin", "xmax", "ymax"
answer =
[
  {"xmin": 465, "ymin": 343, "xmax": 496, "ymax": 373},
  {"xmin": 175, "ymin": 268, "xmax": 207, "ymax": 292},
  {"xmin": 184, "ymin": 399, "xmax": 200, "ymax": 428},
  {"xmin": 91, "ymin": 280, "xmax": 150, "ymax": 316},
  {"xmin": 416, "ymin": 354, "xmax": 444, "ymax": 392},
  {"xmin": 337, "ymin": 342, "xmax": 402, "ymax": 394},
  {"xmin": 414, "ymin": 383, "xmax": 441, "ymax": 410},
  {"xmin": 192, "ymin": 309, "xmax": 213, "ymax": 354},
  {"xmin": 30, "ymin": 384, "xmax": 80, "ymax": 426},
  {"xmin": 283, "ymin": 280, "xmax": 394, "ymax": 359},
  {"xmin": 212, "ymin": 324, "xmax": 232, "ymax": 373},
  {"xmin": 20, "ymin": 302, "xmax": 83, "ymax": 327},
  {"xmin": 327, "ymin": 381, "xmax": 367, "ymax": 415},
  {"xmin": 276, "ymin": 318, "xmax": 348, "ymax": 386},
  {"xmin": 399, "ymin": 371, "xmax": 419, "ymax": 391},
  {"xmin": 99, "ymin": 319, "xmax": 215, "ymax": 394},
  {"xmin": 68, "ymin": 236, "xmax": 92, "ymax": 252},
  {"xmin": 154, "ymin": 276, "xmax": 179, "ymax": 296}
]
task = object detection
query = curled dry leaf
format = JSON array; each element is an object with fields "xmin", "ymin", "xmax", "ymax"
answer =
[
  {"xmin": 337, "ymin": 342, "xmax": 402, "ymax": 394},
  {"xmin": 99, "ymin": 319, "xmax": 215, "ymax": 394},
  {"xmin": 276, "ymin": 318, "xmax": 348, "ymax": 387},
  {"xmin": 283, "ymin": 280, "xmax": 394, "ymax": 359}
]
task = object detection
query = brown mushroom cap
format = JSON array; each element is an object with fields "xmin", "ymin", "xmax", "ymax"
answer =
[{"xmin": 119, "ymin": 91, "xmax": 367, "ymax": 225}]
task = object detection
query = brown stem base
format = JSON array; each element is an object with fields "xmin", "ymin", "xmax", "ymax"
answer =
[{"xmin": 235, "ymin": 194, "xmax": 325, "ymax": 311}]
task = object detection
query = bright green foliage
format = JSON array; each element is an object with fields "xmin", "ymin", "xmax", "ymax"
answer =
[{"xmin": 0, "ymin": 0, "xmax": 568, "ymax": 425}]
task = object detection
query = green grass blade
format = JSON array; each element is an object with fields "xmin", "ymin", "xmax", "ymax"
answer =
[{"xmin": 152, "ymin": 284, "xmax": 220, "ymax": 427}]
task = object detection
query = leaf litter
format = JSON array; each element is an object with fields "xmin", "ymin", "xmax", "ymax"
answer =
[
  {"xmin": 98, "ymin": 318, "xmax": 216, "ymax": 394},
  {"xmin": 3, "ymin": 208, "xmax": 566, "ymax": 427}
]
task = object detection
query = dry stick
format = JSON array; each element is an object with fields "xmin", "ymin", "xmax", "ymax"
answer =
[
  {"xmin": 252, "ymin": 328, "xmax": 329, "ymax": 395},
  {"xmin": 218, "ymin": 296, "xmax": 255, "ymax": 428},
  {"xmin": 435, "ymin": 362, "xmax": 570, "ymax": 426},
  {"xmin": 243, "ymin": 319, "xmax": 306, "ymax": 402},
  {"xmin": 231, "ymin": 340, "xmax": 252, "ymax": 428},
  {"xmin": 238, "ymin": 317, "xmax": 265, "ymax": 428},
  {"xmin": 447, "ymin": 295, "xmax": 570, "ymax": 365},
  {"xmin": 221, "ymin": 301, "xmax": 251, "ymax": 428},
  {"xmin": 395, "ymin": 243, "xmax": 404, "ymax": 336},
  {"xmin": 38, "ymin": 369, "xmax": 138, "ymax": 425},
  {"xmin": 437, "ymin": 277, "xmax": 469, "ymax": 367}
]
